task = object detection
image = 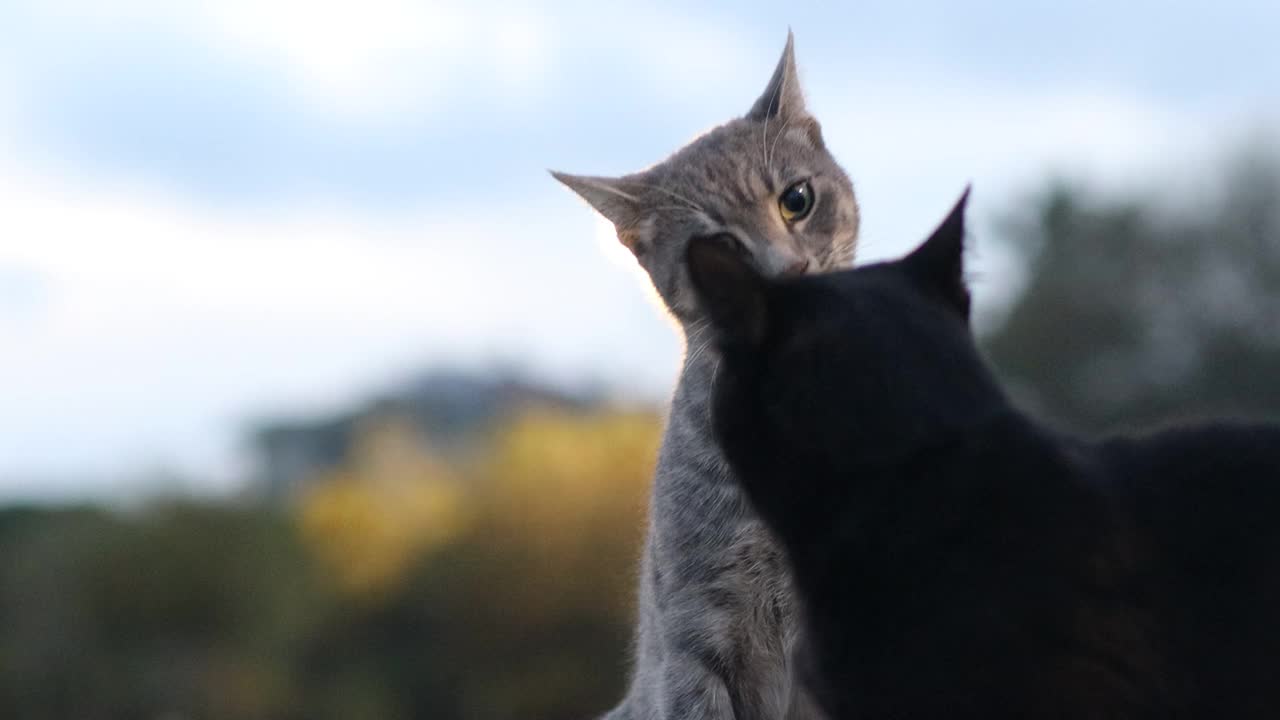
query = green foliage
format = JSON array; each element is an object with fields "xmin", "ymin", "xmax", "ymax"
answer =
[
  {"xmin": 0, "ymin": 407, "xmax": 659, "ymax": 720},
  {"xmin": 0, "ymin": 503, "xmax": 324, "ymax": 719},
  {"xmin": 6, "ymin": 141, "xmax": 1277, "ymax": 718},
  {"xmin": 983, "ymin": 141, "xmax": 1280, "ymax": 432}
]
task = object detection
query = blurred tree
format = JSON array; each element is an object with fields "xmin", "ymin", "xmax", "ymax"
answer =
[
  {"xmin": 0, "ymin": 503, "xmax": 326, "ymax": 720},
  {"xmin": 983, "ymin": 141, "xmax": 1280, "ymax": 433},
  {"xmin": 8, "ymin": 138, "xmax": 1277, "ymax": 717},
  {"xmin": 5, "ymin": 142, "xmax": 1276, "ymax": 718},
  {"xmin": 298, "ymin": 415, "xmax": 466, "ymax": 600},
  {"xmin": 292, "ymin": 406, "xmax": 660, "ymax": 720},
  {"xmin": 455, "ymin": 408, "xmax": 658, "ymax": 720},
  {"xmin": 0, "ymin": 406, "xmax": 661, "ymax": 720}
]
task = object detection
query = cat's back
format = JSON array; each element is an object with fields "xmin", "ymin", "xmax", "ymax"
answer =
[
  {"xmin": 1100, "ymin": 422, "xmax": 1280, "ymax": 717},
  {"xmin": 1101, "ymin": 422, "xmax": 1280, "ymax": 560}
]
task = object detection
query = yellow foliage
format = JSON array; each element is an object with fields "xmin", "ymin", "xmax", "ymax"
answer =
[
  {"xmin": 484, "ymin": 408, "xmax": 658, "ymax": 537},
  {"xmin": 476, "ymin": 408, "xmax": 661, "ymax": 623},
  {"xmin": 298, "ymin": 416, "xmax": 466, "ymax": 598},
  {"xmin": 296, "ymin": 405, "xmax": 663, "ymax": 628}
]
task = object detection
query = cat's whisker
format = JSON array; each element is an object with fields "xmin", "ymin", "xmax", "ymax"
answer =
[
  {"xmin": 686, "ymin": 333, "xmax": 716, "ymax": 361},
  {"xmin": 763, "ymin": 59, "xmax": 792, "ymax": 176},
  {"xmin": 683, "ymin": 331, "xmax": 718, "ymax": 369},
  {"xmin": 684, "ymin": 317, "xmax": 713, "ymax": 334},
  {"xmin": 761, "ymin": 114, "xmax": 771, "ymax": 175},
  {"xmin": 815, "ymin": 247, "xmax": 832, "ymax": 270},
  {"xmin": 761, "ymin": 94, "xmax": 773, "ymax": 174},
  {"xmin": 823, "ymin": 242, "xmax": 852, "ymax": 270},
  {"xmin": 767, "ymin": 116, "xmax": 795, "ymax": 175},
  {"xmin": 761, "ymin": 66, "xmax": 785, "ymax": 174},
  {"xmin": 702, "ymin": 357, "xmax": 722, "ymax": 427},
  {"xmin": 628, "ymin": 181, "xmax": 706, "ymax": 215},
  {"xmin": 626, "ymin": 182, "xmax": 693, "ymax": 206}
]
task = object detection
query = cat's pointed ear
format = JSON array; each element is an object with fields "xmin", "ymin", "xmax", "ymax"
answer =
[
  {"xmin": 686, "ymin": 235, "xmax": 769, "ymax": 348},
  {"xmin": 904, "ymin": 186, "xmax": 973, "ymax": 320},
  {"xmin": 550, "ymin": 171, "xmax": 643, "ymax": 229},
  {"xmin": 747, "ymin": 31, "xmax": 807, "ymax": 122}
]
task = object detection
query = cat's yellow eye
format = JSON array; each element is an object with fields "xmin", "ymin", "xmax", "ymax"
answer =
[{"xmin": 778, "ymin": 181, "xmax": 814, "ymax": 222}]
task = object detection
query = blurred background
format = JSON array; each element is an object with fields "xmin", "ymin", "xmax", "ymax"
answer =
[{"xmin": 0, "ymin": 1, "xmax": 1277, "ymax": 718}]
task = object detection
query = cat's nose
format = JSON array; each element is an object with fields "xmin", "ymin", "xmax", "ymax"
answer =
[{"xmin": 782, "ymin": 257, "xmax": 811, "ymax": 277}]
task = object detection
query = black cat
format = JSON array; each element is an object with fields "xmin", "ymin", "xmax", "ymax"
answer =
[{"xmin": 684, "ymin": 190, "xmax": 1280, "ymax": 719}]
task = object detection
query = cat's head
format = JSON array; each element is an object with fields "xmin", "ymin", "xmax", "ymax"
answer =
[
  {"xmin": 686, "ymin": 189, "xmax": 1007, "ymax": 508},
  {"xmin": 553, "ymin": 33, "xmax": 859, "ymax": 325}
]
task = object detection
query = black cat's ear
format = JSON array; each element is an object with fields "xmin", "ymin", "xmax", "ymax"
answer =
[
  {"xmin": 747, "ymin": 31, "xmax": 806, "ymax": 122},
  {"xmin": 686, "ymin": 236, "xmax": 769, "ymax": 348},
  {"xmin": 550, "ymin": 171, "xmax": 642, "ymax": 229},
  {"xmin": 904, "ymin": 187, "xmax": 972, "ymax": 320}
]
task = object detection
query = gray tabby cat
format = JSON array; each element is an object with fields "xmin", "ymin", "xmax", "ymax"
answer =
[{"xmin": 553, "ymin": 34, "xmax": 859, "ymax": 720}]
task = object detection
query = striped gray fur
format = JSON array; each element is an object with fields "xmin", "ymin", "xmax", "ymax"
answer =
[{"xmin": 553, "ymin": 33, "xmax": 858, "ymax": 720}]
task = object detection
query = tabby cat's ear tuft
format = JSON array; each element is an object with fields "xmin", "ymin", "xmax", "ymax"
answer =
[
  {"xmin": 903, "ymin": 186, "xmax": 973, "ymax": 320},
  {"xmin": 550, "ymin": 171, "xmax": 643, "ymax": 229},
  {"xmin": 686, "ymin": 235, "xmax": 769, "ymax": 348},
  {"xmin": 747, "ymin": 30, "xmax": 806, "ymax": 122}
]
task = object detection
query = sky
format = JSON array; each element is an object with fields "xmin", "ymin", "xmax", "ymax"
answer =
[{"xmin": 0, "ymin": 1, "xmax": 1277, "ymax": 500}]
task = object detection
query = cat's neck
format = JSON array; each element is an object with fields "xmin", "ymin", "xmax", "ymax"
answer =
[
  {"xmin": 680, "ymin": 320, "xmax": 721, "ymax": 376},
  {"xmin": 642, "ymin": 320, "xmax": 733, "ymax": 490},
  {"xmin": 643, "ymin": 321, "xmax": 739, "ymax": 491},
  {"xmin": 668, "ymin": 322, "xmax": 721, "ymax": 435}
]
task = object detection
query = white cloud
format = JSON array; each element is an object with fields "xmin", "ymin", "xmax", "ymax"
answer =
[
  {"xmin": 0, "ymin": 75, "xmax": 1243, "ymax": 493},
  {"xmin": 0, "ymin": 3, "xmax": 1270, "ymax": 498},
  {"xmin": 10, "ymin": 0, "xmax": 553, "ymax": 120},
  {"xmin": 195, "ymin": 0, "xmax": 465, "ymax": 116},
  {"xmin": 0, "ymin": 153, "xmax": 680, "ymax": 491},
  {"xmin": 613, "ymin": 15, "xmax": 759, "ymax": 102},
  {"xmin": 199, "ymin": 0, "xmax": 560, "ymax": 118}
]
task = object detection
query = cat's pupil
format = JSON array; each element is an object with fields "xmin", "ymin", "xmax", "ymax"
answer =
[{"xmin": 780, "ymin": 181, "xmax": 813, "ymax": 220}]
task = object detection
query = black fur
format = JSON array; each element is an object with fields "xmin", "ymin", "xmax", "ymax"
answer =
[{"xmin": 685, "ymin": 191, "xmax": 1280, "ymax": 719}]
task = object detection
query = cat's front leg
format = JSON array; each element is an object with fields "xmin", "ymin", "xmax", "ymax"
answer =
[
  {"xmin": 783, "ymin": 633, "xmax": 828, "ymax": 720},
  {"xmin": 781, "ymin": 679, "xmax": 825, "ymax": 720},
  {"xmin": 660, "ymin": 647, "xmax": 737, "ymax": 719}
]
